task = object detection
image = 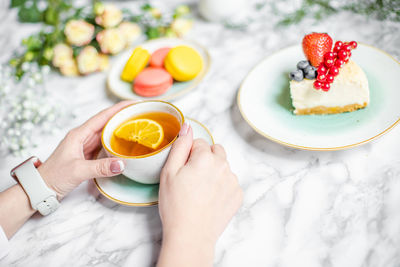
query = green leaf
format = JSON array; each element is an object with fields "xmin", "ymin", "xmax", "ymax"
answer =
[
  {"xmin": 11, "ymin": 0, "xmax": 26, "ymax": 8},
  {"xmin": 17, "ymin": 2, "xmax": 43, "ymax": 23},
  {"xmin": 22, "ymin": 35, "xmax": 42, "ymax": 50},
  {"xmin": 141, "ymin": 3, "xmax": 152, "ymax": 11},
  {"xmin": 146, "ymin": 27, "xmax": 161, "ymax": 39},
  {"xmin": 44, "ymin": 7, "xmax": 59, "ymax": 25}
]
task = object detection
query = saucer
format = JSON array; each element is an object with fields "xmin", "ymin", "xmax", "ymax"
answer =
[
  {"xmin": 107, "ymin": 38, "xmax": 211, "ymax": 101},
  {"xmin": 94, "ymin": 117, "xmax": 214, "ymax": 206},
  {"xmin": 237, "ymin": 43, "xmax": 400, "ymax": 150}
]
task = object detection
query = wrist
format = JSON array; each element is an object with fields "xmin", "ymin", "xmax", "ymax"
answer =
[
  {"xmin": 159, "ymin": 227, "xmax": 215, "ymax": 267},
  {"xmin": 163, "ymin": 226, "xmax": 216, "ymax": 251},
  {"xmin": 37, "ymin": 163, "xmax": 63, "ymax": 200}
]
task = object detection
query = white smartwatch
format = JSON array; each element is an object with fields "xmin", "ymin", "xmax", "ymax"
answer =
[{"xmin": 10, "ymin": 156, "xmax": 60, "ymax": 216}]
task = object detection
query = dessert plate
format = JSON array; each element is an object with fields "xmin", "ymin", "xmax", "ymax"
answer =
[
  {"xmin": 94, "ymin": 118, "xmax": 214, "ymax": 206},
  {"xmin": 107, "ymin": 38, "xmax": 210, "ymax": 101},
  {"xmin": 238, "ymin": 43, "xmax": 400, "ymax": 150}
]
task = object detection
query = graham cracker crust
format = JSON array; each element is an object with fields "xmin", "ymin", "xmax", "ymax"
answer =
[{"xmin": 294, "ymin": 102, "xmax": 368, "ymax": 115}]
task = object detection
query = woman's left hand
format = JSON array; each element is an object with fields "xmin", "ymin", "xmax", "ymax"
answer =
[{"xmin": 37, "ymin": 101, "xmax": 134, "ymax": 199}]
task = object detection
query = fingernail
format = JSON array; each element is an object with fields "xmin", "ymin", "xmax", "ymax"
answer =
[
  {"xmin": 179, "ymin": 122, "xmax": 189, "ymax": 136},
  {"xmin": 111, "ymin": 160, "xmax": 125, "ymax": 173}
]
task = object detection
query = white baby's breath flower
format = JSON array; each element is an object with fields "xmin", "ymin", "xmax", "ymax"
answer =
[
  {"xmin": 52, "ymin": 43, "xmax": 73, "ymax": 67},
  {"xmin": 42, "ymin": 65, "xmax": 51, "ymax": 74},
  {"xmin": 77, "ymin": 46, "xmax": 100, "ymax": 75},
  {"xmin": 27, "ymin": 78, "xmax": 36, "ymax": 87},
  {"xmin": 118, "ymin": 22, "xmax": 141, "ymax": 47},
  {"xmin": 21, "ymin": 62, "xmax": 30, "ymax": 71},
  {"xmin": 171, "ymin": 18, "xmax": 193, "ymax": 37},
  {"xmin": 33, "ymin": 72, "xmax": 42, "ymax": 83},
  {"xmin": 96, "ymin": 28, "xmax": 126, "ymax": 55},
  {"xmin": 64, "ymin": 20, "xmax": 94, "ymax": 46},
  {"xmin": 95, "ymin": 4, "xmax": 123, "ymax": 28}
]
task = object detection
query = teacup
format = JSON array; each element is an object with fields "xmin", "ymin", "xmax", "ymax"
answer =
[{"xmin": 101, "ymin": 100, "xmax": 184, "ymax": 184}]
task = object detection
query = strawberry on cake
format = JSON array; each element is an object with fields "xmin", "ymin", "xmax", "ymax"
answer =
[{"xmin": 289, "ymin": 33, "xmax": 369, "ymax": 115}]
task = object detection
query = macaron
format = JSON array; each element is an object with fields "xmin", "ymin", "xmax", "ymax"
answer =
[
  {"xmin": 121, "ymin": 47, "xmax": 150, "ymax": 82},
  {"xmin": 149, "ymin": 47, "xmax": 171, "ymax": 68},
  {"xmin": 133, "ymin": 67, "xmax": 173, "ymax": 97},
  {"xmin": 164, "ymin": 45, "xmax": 203, "ymax": 82}
]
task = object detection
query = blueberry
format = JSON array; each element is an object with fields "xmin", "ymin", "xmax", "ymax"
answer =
[
  {"xmin": 296, "ymin": 60, "xmax": 310, "ymax": 70},
  {"xmin": 289, "ymin": 69, "xmax": 304, "ymax": 81},
  {"xmin": 304, "ymin": 65, "xmax": 317, "ymax": 79}
]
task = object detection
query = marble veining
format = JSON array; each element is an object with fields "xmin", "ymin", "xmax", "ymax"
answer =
[{"xmin": 1, "ymin": 0, "xmax": 400, "ymax": 266}]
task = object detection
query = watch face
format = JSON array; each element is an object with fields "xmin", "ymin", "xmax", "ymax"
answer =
[{"xmin": 10, "ymin": 156, "xmax": 42, "ymax": 181}]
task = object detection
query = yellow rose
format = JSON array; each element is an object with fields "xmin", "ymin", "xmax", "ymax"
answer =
[
  {"xmin": 95, "ymin": 4, "xmax": 123, "ymax": 28},
  {"xmin": 77, "ymin": 46, "xmax": 100, "ymax": 75},
  {"xmin": 98, "ymin": 54, "xmax": 110, "ymax": 71},
  {"xmin": 118, "ymin": 22, "xmax": 141, "ymax": 47},
  {"xmin": 64, "ymin": 20, "xmax": 94, "ymax": 46},
  {"xmin": 52, "ymin": 43, "xmax": 73, "ymax": 67},
  {"xmin": 59, "ymin": 59, "xmax": 79, "ymax": 76},
  {"xmin": 96, "ymin": 28, "xmax": 126, "ymax": 55},
  {"xmin": 171, "ymin": 18, "xmax": 193, "ymax": 37}
]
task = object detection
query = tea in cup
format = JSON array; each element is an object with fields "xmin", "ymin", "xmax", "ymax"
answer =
[{"xmin": 101, "ymin": 101, "xmax": 184, "ymax": 184}]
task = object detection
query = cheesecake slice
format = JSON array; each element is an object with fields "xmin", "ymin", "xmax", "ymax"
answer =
[{"xmin": 290, "ymin": 60, "xmax": 369, "ymax": 115}]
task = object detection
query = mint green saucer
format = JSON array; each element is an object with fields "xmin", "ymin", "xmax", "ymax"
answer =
[
  {"xmin": 107, "ymin": 38, "xmax": 210, "ymax": 101},
  {"xmin": 94, "ymin": 118, "xmax": 214, "ymax": 206},
  {"xmin": 238, "ymin": 43, "xmax": 400, "ymax": 150}
]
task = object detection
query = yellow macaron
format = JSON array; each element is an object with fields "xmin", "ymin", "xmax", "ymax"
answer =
[
  {"xmin": 121, "ymin": 47, "xmax": 150, "ymax": 82},
  {"xmin": 164, "ymin": 45, "xmax": 203, "ymax": 82}
]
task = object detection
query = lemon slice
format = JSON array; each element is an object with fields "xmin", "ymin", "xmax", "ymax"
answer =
[{"xmin": 115, "ymin": 119, "xmax": 164, "ymax": 149}]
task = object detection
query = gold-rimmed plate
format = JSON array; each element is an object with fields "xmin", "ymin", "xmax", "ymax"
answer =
[
  {"xmin": 107, "ymin": 38, "xmax": 210, "ymax": 101},
  {"xmin": 94, "ymin": 118, "xmax": 214, "ymax": 206},
  {"xmin": 237, "ymin": 43, "xmax": 400, "ymax": 151}
]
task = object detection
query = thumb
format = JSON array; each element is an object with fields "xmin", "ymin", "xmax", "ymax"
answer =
[
  {"xmin": 163, "ymin": 123, "xmax": 193, "ymax": 175},
  {"xmin": 75, "ymin": 158, "xmax": 125, "ymax": 180}
]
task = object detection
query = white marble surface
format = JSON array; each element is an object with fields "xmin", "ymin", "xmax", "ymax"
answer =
[{"xmin": 1, "ymin": 1, "xmax": 400, "ymax": 266}]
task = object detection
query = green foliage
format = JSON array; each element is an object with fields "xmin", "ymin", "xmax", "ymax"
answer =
[
  {"xmin": 10, "ymin": 0, "xmax": 72, "ymax": 24},
  {"xmin": 124, "ymin": 3, "xmax": 191, "ymax": 39},
  {"xmin": 276, "ymin": 0, "xmax": 400, "ymax": 26},
  {"xmin": 8, "ymin": 1, "xmax": 192, "ymax": 79},
  {"xmin": 11, "ymin": 28, "xmax": 65, "ymax": 79}
]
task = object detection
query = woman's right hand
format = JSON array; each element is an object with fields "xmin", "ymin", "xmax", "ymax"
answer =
[{"xmin": 157, "ymin": 123, "xmax": 243, "ymax": 267}]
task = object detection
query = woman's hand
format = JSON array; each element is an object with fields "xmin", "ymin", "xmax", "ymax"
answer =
[
  {"xmin": 157, "ymin": 123, "xmax": 243, "ymax": 267},
  {"xmin": 38, "ymin": 101, "xmax": 134, "ymax": 199},
  {"xmin": 0, "ymin": 101, "xmax": 133, "ymax": 238}
]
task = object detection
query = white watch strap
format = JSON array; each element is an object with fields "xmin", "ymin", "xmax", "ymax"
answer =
[{"xmin": 14, "ymin": 161, "xmax": 60, "ymax": 216}]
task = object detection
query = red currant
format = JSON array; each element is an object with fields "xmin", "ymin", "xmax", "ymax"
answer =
[
  {"xmin": 338, "ymin": 50, "xmax": 348, "ymax": 59},
  {"xmin": 344, "ymin": 57, "xmax": 349, "ymax": 63},
  {"xmin": 335, "ymin": 41, "xmax": 343, "ymax": 47},
  {"xmin": 333, "ymin": 52, "xmax": 338, "ymax": 58},
  {"xmin": 317, "ymin": 73, "xmax": 326, "ymax": 82},
  {"xmin": 317, "ymin": 65, "xmax": 327, "ymax": 74},
  {"xmin": 349, "ymin": 41, "xmax": 358, "ymax": 49},
  {"xmin": 321, "ymin": 82, "xmax": 330, "ymax": 91},
  {"xmin": 324, "ymin": 52, "xmax": 335, "ymax": 60},
  {"xmin": 342, "ymin": 44, "xmax": 352, "ymax": 52},
  {"xmin": 326, "ymin": 74, "xmax": 334, "ymax": 83},
  {"xmin": 335, "ymin": 59, "xmax": 345, "ymax": 68},
  {"xmin": 348, "ymin": 52, "xmax": 352, "ymax": 58},
  {"xmin": 325, "ymin": 59, "xmax": 334, "ymax": 68},
  {"xmin": 334, "ymin": 46, "xmax": 342, "ymax": 53},
  {"xmin": 314, "ymin": 81, "xmax": 322, "ymax": 89},
  {"xmin": 330, "ymin": 66, "xmax": 339, "ymax": 76}
]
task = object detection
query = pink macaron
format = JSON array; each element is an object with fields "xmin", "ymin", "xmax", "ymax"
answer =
[
  {"xmin": 133, "ymin": 67, "xmax": 173, "ymax": 97},
  {"xmin": 149, "ymin": 47, "xmax": 171, "ymax": 68}
]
